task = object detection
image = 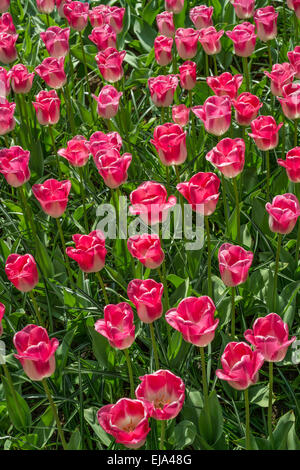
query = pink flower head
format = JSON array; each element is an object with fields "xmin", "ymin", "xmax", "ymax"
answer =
[
  {"xmin": 66, "ymin": 230, "xmax": 106, "ymax": 273},
  {"xmin": 232, "ymin": 0, "xmax": 255, "ymax": 19},
  {"xmin": 254, "ymin": 6, "xmax": 278, "ymax": 42},
  {"xmin": 216, "ymin": 342, "xmax": 264, "ymax": 390},
  {"xmin": 88, "ymin": 5, "xmax": 108, "ymax": 28},
  {"xmin": 249, "ymin": 115, "xmax": 283, "ymax": 151},
  {"xmin": 93, "ymin": 85, "xmax": 122, "ymax": 120},
  {"xmin": 206, "ymin": 72, "xmax": 243, "ymax": 99},
  {"xmin": 127, "ymin": 234, "xmax": 164, "ymax": 269},
  {"xmin": 8, "ymin": 64, "xmax": 34, "ymax": 94},
  {"xmin": 245, "ymin": 313, "xmax": 296, "ymax": 362},
  {"xmin": 89, "ymin": 25, "xmax": 117, "ymax": 51},
  {"xmin": 265, "ymin": 193, "xmax": 300, "ymax": 234},
  {"xmin": 58, "ymin": 135, "xmax": 90, "ymax": 167},
  {"xmin": 95, "ymin": 47, "xmax": 126, "ymax": 83},
  {"xmin": 89, "ymin": 130, "xmax": 122, "ymax": 159},
  {"xmin": 105, "ymin": 6, "xmax": 126, "ymax": 34},
  {"xmin": 288, "ymin": 0, "xmax": 300, "ymax": 18},
  {"xmin": 32, "ymin": 178, "xmax": 71, "ymax": 218},
  {"xmin": 94, "ymin": 149, "xmax": 131, "ymax": 189},
  {"xmin": 14, "ymin": 325, "xmax": 59, "ymax": 381},
  {"xmin": 0, "ymin": 65, "xmax": 9, "ymax": 96},
  {"xmin": 156, "ymin": 11, "xmax": 175, "ymax": 38},
  {"xmin": 175, "ymin": 28, "xmax": 199, "ymax": 60},
  {"xmin": 154, "ymin": 35, "xmax": 173, "ymax": 66},
  {"xmin": 148, "ymin": 74, "xmax": 178, "ymax": 107},
  {"xmin": 190, "ymin": 5, "xmax": 214, "ymax": 29},
  {"xmin": 0, "ymin": 0, "xmax": 9, "ymax": 13},
  {"xmin": 129, "ymin": 181, "xmax": 176, "ymax": 225},
  {"xmin": 287, "ymin": 46, "xmax": 300, "ymax": 79},
  {"xmin": 135, "ymin": 370, "xmax": 185, "ymax": 420},
  {"xmin": 172, "ymin": 104, "xmax": 190, "ymax": 126},
  {"xmin": 0, "ymin": 13, "xmax": 15, "ymax": 34},
  {"xmin": 63, "ymin": 1, "xmax": 89, "ymax": 31},
  {"xmin": 97, "ymin": 398, "xmax": 150, "ymax": 449},
  {"xmin": 198, "ymin": 26, "xmax": 224, "ymax": 55},
  {"xmin": 0, "ymin": 32, "xmax": 18, "ymax": 64},
  {"xmin": 177, "ymin": 172, "xmax": 220, "ymax": 215},
  {"xmin": 36, "ymin": 0, "xmax": 55, "ymax": 14},
  {"xmin": 192, "ymin": 95, "xmax": 232, "ymax": 136},
  {"xmin": 56, "ymin": 0, "xmax": 69, "ymax": 18},
  {"xmin": 278, "ymin": 82, "xmax": 300, "ymax": 120},
  {"xmin": 95, "ymin": 302, "xmax": 135, "ymax": 350},
  {"xmin": 33, "ymin": 89, "xmax": 60, "ymax": 125},
  {"xmin": 40, "ymin": 26, "xmax": 70, "ymax": 58},
  {"xmin": 35, "ymin": 57, "xmax": 66, "ymax": 89},
  {"xmin": 0, "ymin": 145, "xmax": 30, "ymax": 187},
  {"xmin": 166, "ymin": 296, "xmax": 219, "ymax": 347},
  {"xmin": 179, "ymin": 61, "xmax": 196, "ymax": 90},
  {"xmin": 206, "ymin": 138, "xmax": 245, "ymax": 178},
  {"xmin": 0, "ymin": 97, "xmax": 15, "ymax": 135},
  {"xmin": 151, "ymin": 122, "xmax": 187, "ymax": 166},
  {"xmin": 264, "ymin": 62, "xmax": 296, "ymax": 96},
  {"xmin": 232, "ymin": 92, "xmax": 263, "ymax": 126},
  {"xmin": 226, "ymin": 22, "xmax": 256, "ymax": 57},
  {"xmin": 127, "ymin": 278, "xmax": 164, "ymax": 323},
  {"xmin": 278, "ymin": 147, "xmax": 300, "ymax": 182},
  {"xmin": 0, "ymin": 302, "xmax": 4, "ymax": 336},
  {"xmin": 165, "ymin": 0, "xmax": 184, "ymax": 14},
  {"xmin": 218, "ymin": 243, "xmax": 253, "ymax": 287},
  {"xmin": 5, "ymin": 254, "xmax": 39, "ymax": 292}
]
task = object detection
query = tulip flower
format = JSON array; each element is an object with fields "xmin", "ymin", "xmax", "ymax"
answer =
[
  {"xmin": 249, "ymin": 115, "xmax": 283, "ymax": 151},
  {"xmin": 148, "ymin": 75, "xmax": 178, "ymax": 108},
  {"xmin": 287, "ymin": 46, "xmax": 300, "ymax": 79},
  {"xmin": 89, "ymin": 130, "xmax": 122, "ymax": 160},
  {"xmin": 206, "ymin": 72, "xmax": 243, "ymax": 99},
  {"xmin": 254, "ymin": 6, "xmax": 278, "ymax": 42},
  {"xmin": 0, "ymin": 32, "xmax": 18, "ymax": 64},
  {"xmin": 175, "ymin": 28, "xmax": 199, "ymax": 60},
  {"xmin": 129, "ymin": 181, "xmax": 176, "ymax": 225},
  {"xmin": 0, "ymin": 146, "xmax": 30, "ymax": 187},
  {"xmin": 264, "ymin": 62, "xmax": 295, "ymax": 96},
  {"xmin": 172, "ymin": 104, "xmax": 190, "ymax": 126},
  {"xmin": 226, "ymin": 22, "xmax": 256, "ymax": 57},
  {"xmin": 0, "ymin": 65, "xmax": 9, "ymax": 96},
  {"xmin": 93, "ymin": 85, "xmax": 122, "ymax": 120},
  {"xmin": 89, "ymin": 24, "xmax": 117, "ymax": 51},
  {"xmin": 56, "ymin": 0, "xmax": 68, "ymax": 18},
  {"xmin": 58, "ymin": 135, "xmax": 90, "ymax": 167},
  {"xmin": 127, "ymin": 279, "xmax": 164, "ymax": 324},
  {"xmin": 8, "ymin": 64, "xmax": 34, "ymax": 94},
  {"xmin": 151, "ymin": 122, "xmax": 187, "ymax": 166},
  {"xmin": 232, "ymin": 0, "xmax": 255, "ymax": 19},
  {"xmin": 66, "ymin": 230, "xmax": 106, "ymax": 273},
  {"xmin": 32, "ymin": 178, "xmax": 71, "ymax": 218},
  {"xmin": 88, "ymin": 5, "xmax": 108, "ymax": 28},
  {"xmin": 190, "ymin": 5, "xmax": 214, "ymax": 29},
  {"xmin": 218, "ymin": 243, "xmax": 253, "ymax": 287},
  {"xmin": 97, "ymin": 398, "xmax": 150, "ymax": 449},
  {"xmin": 288, "ymin": 0, "xmax": 300, "ymax": 17},
  {"xmin": 177, "ymin": 172, "xmax": 220, "ymax": 215},
  {"xmin": 5, "ymin": 253, "xmax": 39, "ymax": 292},
  {"xmin": 95, "ymin": 47, "xmax": 126, "ymax": 83},
  {"xmin": 165, "ymin": 0, "xmax": 184, "ymax": 14},
  {"xmin": 278, "ymin": 147, "xmax": 300, "ymax": 182},
  {"xmin": 0, "ymin": 0, "xmax": 9, "ymax": 13},
  {"xmin": 192, "ymin": 95, "xmax": 232, "ymax": 136},
  {"xmin": 127, "ymin": 234, "xmax": 164, "ymax": 269},
  {"xmin": 156, "ymin": 11, "xmax": 175, "ymax": 38},
  {"xmin": 95, "ymin": 302, "xmax": 135, "ymax": 350},
  {"xmin": 35, "ymin": 57, "xmax": 66, "ymax": 89},
  {"xmin": 0, "ymin": 302, "xmax": 4, "ymax": 336},
  {"xmin": 198, "ymin": 26, "xmax": 224, "ymax": 55},
  {"xmin": 265, "ymin": 193, "xmax": 300, "ymax": 234},
  {"xmin": 278, "ymin": 82, "xmax": 300, "ymax": 120},
  {"xmin": 0, "ymin": 98, "xmax": 15, "ymax": 135},
  {"xmin": 0, "ymin": 13, "xmax": 16, "ymax": 34},
  {"xmin": 206, "ymin": 138, "xmax": 245, "ymax": 178},
  {"xmin": 179, "ymin": 61, "xmax": 196, "ymax": 90},
  {"xmin": 232, "ymin": 92, "xmax": 263, "ymax": 126},
  {"xmin": 104, "ymin": 6, "xmax": 125, "ymax": 34},
  {"xmin": 36, "ymin": 0, "xmax": 55, "ymax": 14},
  {"xmin": 40, "ymin": 26, "xmax": 70, "ymax": 58},
  {"xmin": 63, "ymin": 1, "xmax": 89, "ymax": 31},
  {"xmin": 33, "ymin": 89, "xmax": 61, "ymax": 125},
  {"xmin": 94, "ymin": 149, "xmax": 132, "ymax": 189},
  {"xmin": 154, "ymin": 35, "xmax": 173, "ymax": 66}
]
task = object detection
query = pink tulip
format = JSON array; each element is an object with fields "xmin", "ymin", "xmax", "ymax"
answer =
[
  {"xmin": 192, "ymin": 95, "xmax": 232, "ymax": 136},
  {"xmin": 278, "ymin": 82, "xmax": 300, "ymax": 120},
  {"xmin": 129, "ymin": 181, "xmax": 176, "ymax": 225},
  {"xmin": 97, "ymin": 398, "xmax": 150, "ymax": 449},
  {"xmin": 232, "ymin": 92, "xmax": 263, "ymax": 126},
  {"xmin": 0, "ymin": 0, "xmax": 9, "ymax": 13},
  {"xmin": 95, "ymin": 302, "xmax": 135, "ymax": 350},
  {"xmin": 58, "ymin": 135, "xmax": 90, "ymax": 167},
  {"xmin": 154, "ymin": 35, "xmax": 173, "ymax": 66},
  {"xmin": 218, "ymin": 243, "xmax": 253, "ymax": 287},
  {"xmin": 206, "ymin": 138, "xmax": 245, "ymax": 178},
  {"xmin": 190, "ymin": 5, "xmax": 214, "ymax": 29},
  {"xmin": 265, "ymin": 193, "xmax": 300, "ymax": 234},
  {"xmin": 36, "ymin": 0, "xmax": 55, "ymax": 14},
  {"xmin": 33, "ymin": 89, "xmax": 60, "ymax": 125},
  {"xmin": 166, "ymin": 296, "xmax": 219, "ymax": 347},
  {"xmin": 32, "ymin": 178, "xmax": 71, "ymax": 218},
  {"xmin": 232, "ymin": 0, "xmax": 255, "ymax": 19},
  {"xmin": 0, "ymin": 32, "xmax": 18, "ymax": 64},
  {"xmin": 278, "ymin": 147, "xmax": 300, "ymax": 182},
  {"xmin": 0, "ymin": 65, "xmax": 9, "ymax": 96},
  {"xmin": 95, "ymin": 47, "xmax": 126, "ymax": 83},
  {"xmin": 175, "ymin": 28, "xmax": 199, "ymax": 60},
  {"xmin": 8, "ymin": 64, "xmax": 34, "ymax": 94},
  {"xmin": 56, "ymin": 0, "xmax": 68, "ymax": 18},
  {"xmin": 66, "ymin": 230, "xmax": 107, "ymax": 273},
  {"xmin": 135, "ymin": 370, "xmax": 185, "ymax": 420},
  {"xmin": 92, "ymin": 85, "xmax": 122, "ymax": 119},
  {"xmin": 198, "ymin": 26, "xmax": 224, "ymax": 55},
  {"xmin": 249, "ymin": 115, "xmax": 283, "ymax": 151},
  {"xmin": 172, "ymin": 104, "xmax": 190, "ymax": 126},
  {"xmin": 0, "ymin": 302, "xmax": 4, "ymax": 336},
  {"xmin": 40, "ymin": 26, "xmax": 70, "ymax": 58},
  {"xmin": 179, "ymin": 61, "xmax": 196, "ymax": 90},
  {"xmin": 89, "ymin": 5, "xmax": 107, "ymax": 28},
  {"xmin": 0, "ymin": 13, "xmax": 15, "ymax": 34},
  {"xmin": 0, "ymin": 146, "xmax": 30, "ymax": 187},
  {"xmin": 264, "ymin": 62, "xmax": 295, "ymax": 96},
  {"xmin": 288, "ymin": 0, "xmax": 300, "ymax": 18},
  {"xmin": 254, "ymin": 6, "xmax": 278, "ymax": 42},
  {"xmin": 35, "ymin": 57, "xmax": 66, "ymax": 89},
  {"xmin": 127, "ymin": 234, "xmax": 164, "ymax": 269},
  {"xmin": 0, "ymin": 98, "xmax": 15, "ymax": 135},
  {"xmin": 94, "ymin": 149, "xmax": 131, "ymax": 189},
  {"xmin": 89, "ymin": 25, "xmax": 117, "ymax": 51},
  {"xmin": 63, "ymin": 1, "xmax": 89, "ymax": 31},
  {"xmin": 156, "ymin": 11, "xmax": 175, "ymax": 38},
  {"xmin": 177, "ymin": 172, "xmax": 220, "ymax": 215},
  {"xmin": 105, "ymin": 6, "xmax": 125, "ymax": 34},
  {"xmin": 89, "ymin": 130, "xmax": 122, "ymax": 160},
  {"xmin": 287, "ymin": 46, "xmax": 300, "ymax": 79},
  {"xmin": 148, "ymin": 74, "xmax": 178, "ymax": 107},
  {"xmin": 5, "ymin": 254, "xmax": 39, "ymax": 292},
  {"xmin": 226, "ymin": 22, "xmax": 256, "ymax": 57},
  {"xmin": 216, "ymin": 342, "xmax": 264, "ymax": 390},
  {"xmin": 14, "ymin": 325, "xmax": 59, "ymax": 381},
  {"xmin": 127, "ymin": 279, "xmax": 164, "ymax": 323},
  {"xmin": 151, "ymin": 122, "xmax": 187, "ymax": 166},
  {"xmin": 206, "ymin": 72, "xmax": 243, "ymax": 99},
  {"xmin": 165, "ymin": 0, "xmax": 184, "ymax": 14}
]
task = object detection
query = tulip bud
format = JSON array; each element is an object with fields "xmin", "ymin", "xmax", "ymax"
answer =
[
  {"xmin": 198, "ymin": 26, "xmax": 224, "ymax": 55},
  {"xmin": 207, "ymin": 72, "xmax": 243, "ymax": 99},
  {"xmin": 0, "ymin": 146, "xmax": 30, "ymax": 187},
  {"xmin": 89, "ymin": 24, "xmax": 117, "ymax": 51},
  {"xmin": 66, "ymin": 230, "xmax": 107, "ymax": 273},
  {"xmin": 95, "ymin": 47, "xmax": 126, "ymax": 83},
  {"xmin": 32, "ymin": 178, "xmax": 71, "ymax": 218},
  {"xmin": 156, "ymin": 11, "xmax": 175, "ymax": 38},
  {"xmin": 175, "ymin": 28, "xmax": 199, "ymax": 60},
  {"xmin": 0, "ymin": 32, "xmax": 18, "ymax": 64},
  {"xmin": 226, "ymin": 22, "xmax": 256, "ymax": 57},
  {"xmin": 0, "ymin": 97, "xmax": 15, "ymax": 135},
  {"xmin": 154, "ymin": 35, "xmax": 173, "ymax": 66},
  {"xmin": 148, "ymin": 74, "xmax": 178, "ymax": 108},
  {"xmin": 40, "ymin": 26, "xmax": 70, "ymax": 58},
  {"xmin": 264, "ymin": 62, "xmax": 295, "ymax": 96},
  {"xmin": 95, "ymin": 302, "xmax": 135, "ymax": 349},
  {"xmin": 172, "ymin": 104, "xmax": 190, "ymax": 127},
  {"xmin": 232, "ymin": 92, "xmax": 263, "ymax": 126},
  {"xmin": 190, "ymin": 5, "xmax": 214, "ymax": 29},
  {"xmin": 58, "ymin": 135, "xmax": 90, "ymax": 167},
  {"xmin": 254, "ymin": 6, "xmax": 278, "ymax": 42},
  {"xmin": 33, "ymin": 89, "xmax": 61, "ymax": 125},
  {"xmin": 127, "ymin": 279, "xmax": 164, "ymax": 323},
  {"xmin": 35, "ymin": 57, "xmax": 66, "ymax": 89},
  {"xmin": 206, "ymin": 138, "xmax": 245, "ymax": 178},
  {"xmin": 249, "ymin": 115, "xmax": 283, "ymax": 151},
  {"xmin": 92, "ymin": 85, "xmax": 122, "ymax": 119},
  {"xmin": 265, "ymin": 193, "xmax": 300, "ymax": 234},
  {"xmin": 151, "ymin": 122, "xmax": 187, "ymax": 166},
  {"xmin": 127, "ymin": 234, "xmax": 165, "ymax": 269},
  {"xmin": 94, "ymin": 149, "xmax": 132, "ymax": 189},
  {"xmin": 63, "ymin": 1, "xmax": 89, "ymax": 31},
  {"xmin": 218, "ymin": 243, "xmax": 253, "ymax": 287},
  {"xmin": 177, "ymin": 172, "xmax": 220, "ymax": 215},
  {"xmin": 8, "ymin": 64, "xmax": 34, "ymax": 94},
  {"xmin": 179, "ymin": 61, "xmax": 196, "ymax": 90},
  {"xmin": 36, "ymin": 0, "xmax": 55, "ymax": 14},
  {"xmin": 278, "ymin": 147, "xmax": 300, "ymax": 182},
  {"xmin": 192, "ymin": 95, "xmax": 232, "ymax": 136},
  {"xmin": 5, "ymin": 254, "xmax": 39, "ymax": 292}
]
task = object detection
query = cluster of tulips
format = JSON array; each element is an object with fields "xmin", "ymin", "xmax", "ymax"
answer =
[{"xmin": 0, "ymin": 0, "xmax": 299, "ymax": 451}]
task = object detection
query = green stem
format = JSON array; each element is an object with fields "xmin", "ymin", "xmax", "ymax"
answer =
[
  {"xmin": 63, "ymin": 85, "xmax": 75, "ymax": 135},
  {"xmin": 296, "ymin": 219, "xmax": 300, "ymax": 263},
  {"xmin": 272, "ymin": 233, "xmax": 282, "ymax": 311},
  {"xmin": 95, "ymin": 271, "xmax": 109, "ymax": 305},
  {"xmin": 295, "ymin": 119, "xmax": 298, "ymax": 147},
  {"xmin": 295, "ymin": 15, "xmax": 299, "ymax": 45},
  {"xmin": 42, "ymin": 378, "xmax": 68, "ymax": 450},
  {"xmin": 233, "ymin": 177, "xmax": 240, "ymax": 244},
  {"xmin": 2, "ymin": 364, "xmax": 25, "ymax": 428},
  {"xmin": 149, "ymin": 323, "xmax": 160, "ymax": 370},
  {"xmin": 165, "ymin": 165, "xmax": 170, "ymax": 195},
  {"xmin": 200, "ymin": 346, "xmax": 209, "ymax": 408},
  {"xmin": 244, "ymin": 388, "xmax": 251, "ymax": 450},
  {"xmin": 161, "ymin": 260, "xmax": 169, "ymax": 311},
  {"xmin": 29, "ymin": 290, "xmax": 44, "ymax": 326},
  {"xmin": 188, "ymin": 90, "xmax": 195, "ymax": 157},
  {"xmin": 242, "ymin": 56, "xmax": 250, "ymax": 92},
  {"xmin": 175, "ymin": 165, "xmax": 184, "ymax": 235},
  {"xmin": 266, "ymin": 150, "xmax": 270, "ymax": 201},
  {"xmin": 205, "ymin": 216, "xmax": 212, "ymax": 298},
  {"xmin": 205, "ymin": 53, "xmax": 209, "ymax": 78},
  {"xmin": 49, "ymin": 125, "xmax": 62, "ymax": 179},
  {"xmin": 79, "ymin": 167, "xmax": 88, "ymax": 232},
  {"xmin": 283, "ymin": 0, "xmax": 287, "ymax": 43},
  {"xmin": 159, "ymin": 420, "xmax": 166, "ymax": 450},
  {"xmin": 231, "ymin": 287, "xmax": 235, "ymax": 338},
  {"xmin": 268, "ymin": 361, "xmax": 274, "ymax": 447},
  {"xmin": 213, "ymin": 55, "xmax": 218, "ymax": 76},
  {"xmin": 79, "ymin": 31, "xmax": 95, "ymax": 122},
  {"xmin": 124, "ymin": 348, "xmax": 135, "ymax": 399},
  {"xmin": 161, "ymin": 106, "xmax": 165, "ymax": 124},
  {"xmin": 56, "ymin": 218, "xmax": 74, "ymax": 287},
  {"xmin": 221, "ymin": 175, "xmax": 229, "ymax": 237},
  {"xmin": 267, "ymin": 41, "xmax": 272, "ymax": 70},
  {"xmin": 172, "ymin": 42, "xmax": 177, "ymax": 74},
  {"xmin": 282, "ymin": 117, "xmax": 286, "ymax": 160}
]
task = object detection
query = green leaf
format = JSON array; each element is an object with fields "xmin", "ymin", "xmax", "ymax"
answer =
[
  {"xmin": 199, "ymin": 391, "xmax": 223, "ymax": 447},
  {"xmin": 35, "ymin": 406, "xmax": 56, "ymax": 448},
  {"xmin": 67, "ymin": 428, "xmax": 82, "ymax": 450},
  {"xmin": 273, "ymin": 410, "xmax": 295, "ymax": 450},
  {"xmin": 84, "ymin": 407, "xmax": 112, "ymax": 447},
  {"xmin": 86, "ymin": 317, "xmax": 110, "ymax": 369},
  {"xmin": 174, "ymin": 420, "xmax": 197, "ymax": 449},
  {"xmin": 2, "ymin": 375, "xmax": 32, "ymax": 431}
]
